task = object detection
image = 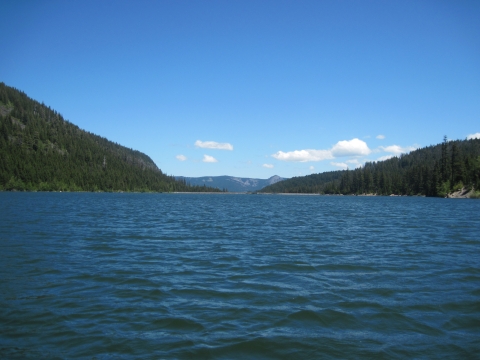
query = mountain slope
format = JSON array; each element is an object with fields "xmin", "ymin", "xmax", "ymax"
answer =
[
  {"xmin": 177, "ymin": 175, "xmax": 285, "ymax": 192},
  {"xmin": 0, "ymin": 82, "xmax": 220, "ymax": 192},
  {"xmin": 259, "ymin": 171, "xmax": 345, "ymax": 193},
  {"xmin": 333, "ymin": 138, "xmax": 480, "ymax": 197},
  {"xmin": 259, "ymin": 138, "xmax": 480, "ymax": 197}
]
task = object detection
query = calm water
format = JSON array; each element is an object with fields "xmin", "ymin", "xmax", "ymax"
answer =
[{"xmin": 1, "ymin": 193, "xmax": 479, "ymax": 359}]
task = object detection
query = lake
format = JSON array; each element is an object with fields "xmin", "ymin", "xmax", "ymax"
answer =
[{"xmin": 1, "ymin": 193, "xmax": 479, "ymax": 359}]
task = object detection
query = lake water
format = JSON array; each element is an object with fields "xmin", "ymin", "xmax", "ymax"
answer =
[{"xmin": 1, "ymin": 193, "xmax": 479, "ymax": 359}]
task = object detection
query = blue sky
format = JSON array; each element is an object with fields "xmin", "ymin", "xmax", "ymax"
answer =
[{"xmin": 1, "ymin": 0, "xmax": 479, "ymax": 179}]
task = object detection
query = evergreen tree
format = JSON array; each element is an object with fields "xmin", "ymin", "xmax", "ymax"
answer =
[
  {"xmin": 441, "ymin": 135, "xmax": 449, "ymax": 182},
  {"xmin": 260, "ymin": 136, "xmax": 480, "ymax": 197},
  {"xmin": 451, "ymin": 142, "xmax": 465, "ymax": 187}
]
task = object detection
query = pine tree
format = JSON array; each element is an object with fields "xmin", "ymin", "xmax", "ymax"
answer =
[
  {"xmin": 441, "ymin": 135, "xmax": 448, "ymax": 182},
  {"xmin": 451, "ymin": 142, "xmax": 465, "ymax": 187}
]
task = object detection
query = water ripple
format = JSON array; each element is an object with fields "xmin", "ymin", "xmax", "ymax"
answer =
[{"xmin": 1, "ymin": 193, "xmax": 479, "ymax": 358}]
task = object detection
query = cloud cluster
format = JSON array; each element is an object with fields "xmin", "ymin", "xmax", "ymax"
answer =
[
  {"xmin": 195, "ymin": 140, "xmax": 233, "ymax": 150},
  {"xmin": 271, "ymin": 149, "xmax": 333, "ymax": 162},
  {"xmin": 202, "ymin": 155, "xmax": 218, "ymax": 163},
  {"xmin": 330, "ymin": 138, "xmax": 371, "ymax": 157},
  {"xmin": 467, "ymin": 133, "xmax": 480, "ymax": 140},
  {"xmin": 272, "ymin": 138, "xmax": 370, "ymax": 162},
  {"xmin": 379, "ymin": 145, "xmax": 417, "ymax": 155}
]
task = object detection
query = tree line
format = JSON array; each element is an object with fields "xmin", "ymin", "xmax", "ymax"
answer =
[
  {"xmin": 0, "ymin": 82, "xmax": 221, "ymax": 192},
  {"xmin": 258, "ymin": 170, "xmax": 345, "ymax": 194},
  {"xmin": 260, "ymin": 137, "xmax": 480, "ymax": 197}
]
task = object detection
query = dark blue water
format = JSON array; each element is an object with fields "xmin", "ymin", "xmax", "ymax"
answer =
[{"xmin": 1, "ymin": 193, "xmax": 479, "ymax": 359}]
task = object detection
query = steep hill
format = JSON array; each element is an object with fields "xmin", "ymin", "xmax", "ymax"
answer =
[
  {"xmin": 176, "ymin": 175, "xmax": 285, "ymax": 192},
  {"xmin": 260, "ymin": 171, "xmax": 344, "ymax": 193},
  {"xmin": 0, "ymin": 82, "xmax": 220, "ymax": 192},
  {"xmin": 260, "ymin": 137, "xmax": 480, "ymax": 197}
]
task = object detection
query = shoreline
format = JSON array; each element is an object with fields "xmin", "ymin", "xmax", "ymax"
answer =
[{"xmin": 1, "ymin": 190, "xmax": 477, "ymax": 198}]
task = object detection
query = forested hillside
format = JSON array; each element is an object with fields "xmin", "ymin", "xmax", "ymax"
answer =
[
  {"xmin": 0, "ymin": 83, "xmax": 220, "ymax": 192},
  {"xmin": 259, "ymin": 171, "xmax": 344, "ymax": 194},
  {"xmin": 260, "ymin": 137, "xmax": 480, "ymax": 197}
]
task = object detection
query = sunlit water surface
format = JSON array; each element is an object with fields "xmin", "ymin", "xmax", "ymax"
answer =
[{"xmin": 1, "ymin": 193, "xmax": 479, "ymax": 359}]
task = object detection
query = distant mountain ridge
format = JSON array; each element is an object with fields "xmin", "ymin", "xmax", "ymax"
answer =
[{"xmin": 176, "ymin": 175, "xmax": 285, "ymax": 192}]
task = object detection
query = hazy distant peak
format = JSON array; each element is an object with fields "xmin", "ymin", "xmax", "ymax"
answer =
[
  {"xmin": 176, "ymin": 175, "xmax": 286, "ymax": 192},
  {"xmin": 267, "ymin": 175, "xmax": 283, "ymax": 184}
]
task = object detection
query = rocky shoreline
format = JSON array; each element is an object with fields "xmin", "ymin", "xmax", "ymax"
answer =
[{"xmin": 446, "ymin": 187, "xmax": 476, "ymax": 199}]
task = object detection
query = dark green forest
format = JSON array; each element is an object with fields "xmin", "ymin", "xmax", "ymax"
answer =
[
  {"xmin": 258, "ymin": 170, "xmax": 345, "ymax": 194},
  {"xmin": 260, "ymin": 137, "xmax": 480, "ymax": 197},
  {"xmin": 0, "ymin": 82, "xmax": 221, "ymax": 192}
]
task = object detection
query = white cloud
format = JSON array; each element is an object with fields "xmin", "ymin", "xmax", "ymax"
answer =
[
  {"xmin": 380, "ymin": 145, "xmax": 417, "ymax": 155},
  {"xmin": 202, "ymin": 155, "xmax": 218, "ymax": 163},
  {"xmin": 376, "ymin": 155, "xmax": 394, "ymax": 161},
  {"xmin": 331, "ymin": 162, "xmax": 348, "ymax": 170},
  {"xmin": 272, "ymin": 138, "xmax": 371, "ymax": 163},
  {"xmin": 195, "ymin": 140, "xmax": 233, "ymax": 150},
  {"xmin": 376, "ymin": 134, "xmax": 385, "ymax": 139},
  {"xmin": 467, "ymin": 133, "xmax": 480, "ymax": 140},
  {"xmin": 263, "ymin": 163, "xmax": 274, "ymax": 168},
  {"xmin": 272, "ymin": 149, "xmax": 334, "ymax": 162},
  {"xmin": 331, "ymin": 138, "xmax": 371, "ymax": 157},
  {"xmin": 176, "ymin": 154, "xmax": 187, "ymax": 161},
  {"xmin": 309, "ymin": 166, "xmax": 314, "ymax": 171}
]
